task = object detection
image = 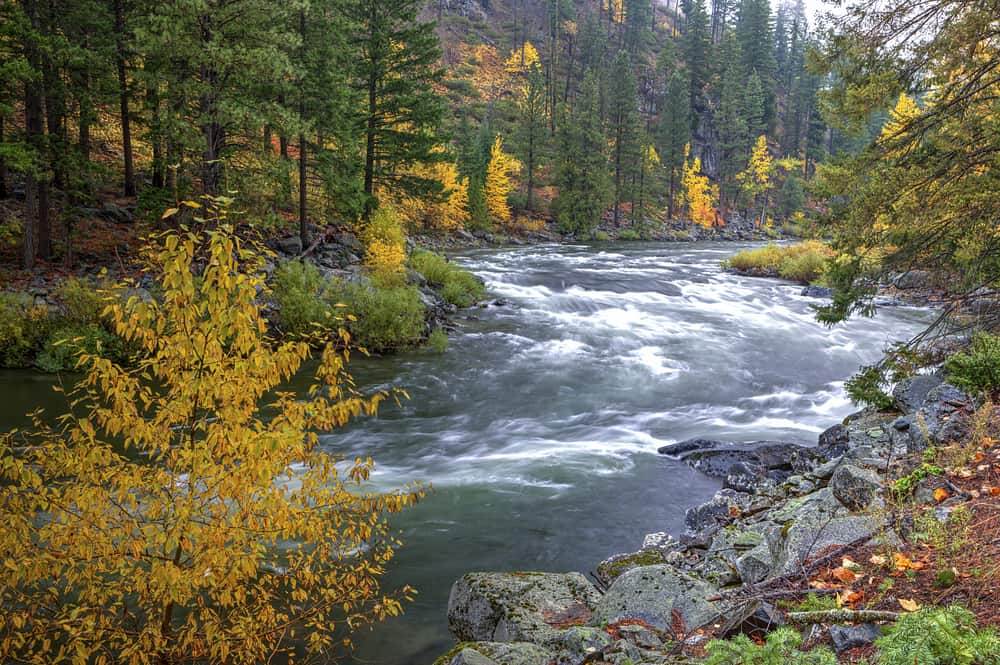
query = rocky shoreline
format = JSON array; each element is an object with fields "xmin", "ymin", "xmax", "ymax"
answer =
[{"xmin": 433, "ymin": 373, "xmax": 976, "ymax": 665}]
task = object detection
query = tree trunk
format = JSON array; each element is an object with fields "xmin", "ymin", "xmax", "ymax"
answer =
[
  {"xmin": 363, "ymin": 50, "xmax": 378, "ymax": 219},
  {"xmin": 0, "ymin": 115, "xmax": 7, "ymax": 199},
  {"xmin": 198, "ymin": 14, "xmax": 223, "ymax": 196},
  {"xmin": 22, "ymin": 0, "xmax": 43, "ymax": 267},
  {"xmin": 114, "ymin": 0, "xmax": 135, "ymax": 196},
  {"xmin": 298, "ymin": 7, "xmax": 308, "ymax": 246}
]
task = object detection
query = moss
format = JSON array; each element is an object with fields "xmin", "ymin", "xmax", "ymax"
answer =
[
  {"xmin": 432, "ymin": 642, "xmax": 475, "ymax": 665},
  {"xmin": 598, "ymin": 550, "xmax": 667, "ymax": 583}
]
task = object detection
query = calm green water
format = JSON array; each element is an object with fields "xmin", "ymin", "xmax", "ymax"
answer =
[{"xmin": 0, "ymin": 241, "xmax": 932, "ymax": 664}]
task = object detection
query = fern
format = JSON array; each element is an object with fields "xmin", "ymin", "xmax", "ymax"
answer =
[
  {"xmin": 705, "ymin": 627, "xmax": 837, "ymax": 665},
  {"xmin": 875, "ymin": 606, "xmax": 1000, "ymax": 665}
]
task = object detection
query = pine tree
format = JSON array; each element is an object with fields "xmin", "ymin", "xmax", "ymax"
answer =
[
  {"xmin": 343, "ymin": 0, "xmax": 447, "ymax": 216},
  {"xmin": 608, "ymin": 50, "xmax": 641, "ymax": 227},
  {"xmin": 736, "ymin": 0, "xmax": 778, "ymax": 127},
  {"xmin": 657, "ymin": 70, "xmax": 691, "ymax": 219},
  {"xmin": 682, "ymin": 0, "xmax": 711, "ymax": 116},
  {"xmin": 624, "ymin": 0, "xmax": 653, "ymax": 55},
  {"xmin": 716, "ymin": 33, "xmax": 749, "ymax": 210},
  {"xmin": 510, "ymin": 45, "xmax": 547, "ymax": 212},
  {"xmin": 554, "ymin": 70, "xmax": 610, "ymax": 235}
]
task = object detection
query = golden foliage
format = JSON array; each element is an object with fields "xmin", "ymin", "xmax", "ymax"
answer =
[
  {"xmin": 504, "ymin": 41, "xmax": 540, "ymax": 74},
  {"xmin": 680, "ymin": 144, "xmax": 719, "ymax": 228},
  {"xmin": 464, "ymin": 44, "xmax": 509, "ymax": 101},
  {"xmin": 394, "ymin": 158, "xmax": 469, "ymax": 231},
  {"xmin": 485, "ymin": 136, "xmax": 522, "ymax": 227},
  {"xmin": 737, "ymin": 135, "xmax": 773, "ymax": 197},
  {"xmin": 363, "ymin": 206, "xmax": 408, "ymax": 286},
  {"xmin": 0, "ymin": 215, "xmax": 422, "ymax": 664}
]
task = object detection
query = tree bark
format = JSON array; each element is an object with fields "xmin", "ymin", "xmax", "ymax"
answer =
[
  {"xmin": 199, "ymin": 14, "xmax": 223, "ymax": 196},
  {"xmin": 298, "ymin": 7, "xmax": 308, "ymax": 246},
  {"xmin": 114, "ymin": 0, "xmax": 136, "ymax": 196},
  {"xmin": 0, "ymin": 115, "xmax": 7, "ymax": 199}
]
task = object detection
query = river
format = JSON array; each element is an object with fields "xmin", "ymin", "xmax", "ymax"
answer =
[{"xmin": 0, "ymin": 241, "xmax": 933, "ymax": 664}]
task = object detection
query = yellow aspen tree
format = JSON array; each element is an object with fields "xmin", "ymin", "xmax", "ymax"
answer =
[
  {"xmin": 363, "ymin": 206, "xmax": 408, "ymax": 286},
  {"xmin": 680, "ymin": 144, "xmax": 718, "ymax": 228},
  {"xmin": 736, "ymin": 135, "xmax": 773, "ymax": 226},
  {"xmin": 504, "ymin": 41, "xmax": 540, "ymax": 74},
  {"xmin": 0, "ymin": 215, "xmax": 423, "ymax": 665},
  {"xmin": 484, "ymin": 135, "xmax": 521, "ymax": 227},
  {"xmin": 394, "ymin": 158, "xmax": 469, "ymax": 231}
]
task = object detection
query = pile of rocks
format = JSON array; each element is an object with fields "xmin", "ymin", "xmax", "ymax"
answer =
[{"xmin": 434, "ymin": 373, "xmax": 976, "ymax": 665}]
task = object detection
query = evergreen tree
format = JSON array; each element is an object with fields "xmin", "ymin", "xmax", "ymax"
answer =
[
  {"xmin": 623, "ymin": 0, "xmax": 653, "ymax": 55},
  {"xmin": 735, "ymin": 0, "xmax": 777, "ymax": 127},
  {"xmin": 608, "ymin": 50, "xmax": 641, "ymax": 227},
  {"xmin": 681, "ymin": 0, "xmax": 711, "ymax": 117},
  {"xmin": 716, "ymin": 34, "xmax": 749, "ymax": 209},
  {"xmin": 657, "ymin": 70, "xmax": 691, "ymax": 219},
  {"xmin": 554, "ymin": 70, "xmax": 610, "ymax": 235},
  {"xmin": 343, "ymin": 0, "xmax": 447, "ymax": 216}
]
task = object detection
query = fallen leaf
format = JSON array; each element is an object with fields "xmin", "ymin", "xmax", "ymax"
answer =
[
  {"xmin": 899, "ymin": 598, "xmax": 922, "ymax": 612},
  {"xmin": 990, "ymin": 487, "xmax": 1000, "ymax": 497},
  {"xmin": 934, "ymin": 487, "xmax": 950, "ymax": 503},
  {"xmin": 832, "ymin": 567, "xmax": 857, "ymax": 583},
  {"xmin": 974, "ymin": 452, "xmax": 986, "ymax": 463},
  {"xmin": 869, "ymin": 554, "xmax": 888, "ymax": 566},
  {"xmin": 893, "ymin": 553, "xmax": 926, "ymax": 571}
]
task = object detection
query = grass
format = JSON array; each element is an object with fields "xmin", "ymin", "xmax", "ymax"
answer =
[
  {"xmin": 723, "ymin": 240, "xmax": 833, "ymax": 284},
  {"xmin": 408, "ymin": 250, "xmax": 485, "ymax": 307}
]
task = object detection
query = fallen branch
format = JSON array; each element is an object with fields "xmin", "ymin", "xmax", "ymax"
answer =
[
  {"xmin": 710, "ymin": 533, "xmax": 876, "ymax": 602},
  {"xmin": 786, "ymin": 609, "xmax": 900, "ymax": 625}
]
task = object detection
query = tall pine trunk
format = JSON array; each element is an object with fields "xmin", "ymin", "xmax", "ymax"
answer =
[
  {"xmin": 114, "ymin": 0, "xmax": 135, "ymax": 196},
  {"xmin": 0, "ymin": 115, "xmax": 7, "ymax": 199},
  {"xmin": 298, "ymin": 7, "xmax": 308, "ymax": 247}
]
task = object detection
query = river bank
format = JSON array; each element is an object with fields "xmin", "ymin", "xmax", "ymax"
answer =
[{"xmin": 433, "ymin": 370, "xmax": 990, "ymax": 665}]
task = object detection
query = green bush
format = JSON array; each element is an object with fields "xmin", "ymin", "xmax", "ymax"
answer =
[
  {"xmin": 779, "ymin": 251, "xmax": 828, "ymax": 283},
  {"xmin": 591, "ymin": 230, "xmax": 611, "ymax": 242},
  {"xmin": 331, "ymin": 281, "xmax": 424, "ymax": 353},
  {"xmin": 875, "ymin": 605, "xmax": 1000, "ymax": 665},
  {"xmin": 54, "ymin": 277, "xmax": 107, "ymax": 326},
  {"xmin": 0, "ymin": 293, "xmax": 51, "ymax": 368},
  {"xmin": 617, "ymin": 229, "xmax": 642, "ymax": 241},
  {"xmin": 426, "ymin": 328, "xmax": 448, "ymax": 353},
  {"xmin": 706, "ymin": 627, "xmax": 836, "ymax": 665},
  {"xmin": 36, "ymin": 324, "xmax": 127, "ymax": 373},
  {"xmin": 945, "ymin": 332, "xmax": 1000, "ymax": 395},
  {"xmin": 408, "ymin": 250, "xmax": 485, "ymax": 307},
  {"xmin": 271, "ymin": 260, "xmax": 335, "ymax": 337}
]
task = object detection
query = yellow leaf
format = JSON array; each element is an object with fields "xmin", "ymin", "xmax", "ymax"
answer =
[
  {"xmin": 898, "ymin": 598, "xmax": 922, "ymax": 612},
  {"xmin": 934, "ymin": 487, "xmax": 950, "ymax": 503},
  {"xmin": 161, "ymin": 208, "xmax": 179, "ymax": 219}
]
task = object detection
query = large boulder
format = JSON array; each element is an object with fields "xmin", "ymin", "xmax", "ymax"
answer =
[
  {"xmin": 817, "ymin": 424, "xmax": 850, "ymax": 459},
  {"xmin": 438, "ymin": 642, "xmax": 554, "ymax": 665},
  {"xmin": 778, "ymin": 515, "xmax": 889, "ymax": 575},
  {"xmin": 908, "ymin": 383, "xmax": 972, "ymax": 452},
  {"xmin": 683, "ymin": 442, "xmax": 818, "ymax": 480},
  {"xmin": 590, "ymin": 565, "xmax": 723, "ymax": 634},
  {"xmin": 893, "ymin": 270, "xmax": 933, "ymax": 290},
  {"xmin": 892, "ymin": 374, "xmax": 944, "ymax": 413},
  {"xmin": 830, "ymin": 464, "xmax": 883, "ymax": 511},
  {"xmin": 684, "ymin": 489, "xmax": 754, "ymax": 536},
  {"xmin": 447, "ymin": 572, "xmax": 600, "ymax": 646}
]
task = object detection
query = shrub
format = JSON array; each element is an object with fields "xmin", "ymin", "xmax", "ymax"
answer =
[
  {"xmin": 363, "ymin": 207, "xmax": 408, "ymax": 287},
  {"xmin": 271, "ymin": 260, "xmax": 334, "ymax": 337},
  {"xmin": 408, "ymin": 250, "xmax": 485, "ymax": 307},
  {"xmin": 705, "ymin": 627, "xmax": 836, "ymax": 665},
  {"xmin": 54, "ymin": 277, "xmax": 107, "ymax": 326},
  {"xmin": 945, "ymin": 332, "xmax": 1000, "ymax": 395},
  {"xmin": 617, "ymin": 229, "xmax": 642, "ymax": 241},
  {"xmin": 0, "ymin": 227, "xmax": 422, "ymax": 665},
  {"xmin": 36, "ymin": 324, "xmax": 126, "ymax": 373},
  {"xmin": 875, "ymin": 605, "xmax": 1000, "ymax": 665},
  {"xmin": 331, "ymin": 281, "xmax": 424, "ymax": 353},
  {"xmin": 0, "ymin": 293, "xmax": 51, "ymax": 368},
  {"xmin": 724, "ymin": 241, "xmax": 832, "ymax": 284},
  {"xmin": 427, "ymin": 328, "xmax": 448, "ymax": 353}
]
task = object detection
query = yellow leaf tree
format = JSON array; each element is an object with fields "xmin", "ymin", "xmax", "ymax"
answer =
[
  {"xmin": 0, "ymin": 218, "xmax": 422, "ymax": 664},
  {"xmin": 680, "ymin": 144, "xmax": 719, "ymax": 228},
  {"xmin": 736, "ymin": 135, "xmax": 773, "ymax": 227},
  {"xmin": 394, "ymin": 157, "xmax": 470, "ymax": 231},
  {"xmin": 363, "ymin": 206, "xmax": 408, "ymax": 286},
  {"xmin": 484, "ymin": 135, "xmax": 522, "ymax": 227},
  {"xmin": 504, "ymin": 41, "xmax": 540, "ymax": 74}
]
